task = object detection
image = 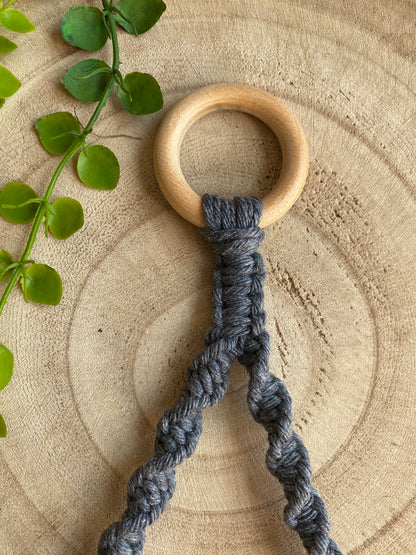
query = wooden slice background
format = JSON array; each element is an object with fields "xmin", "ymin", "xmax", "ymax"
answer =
[{"xmin": 0, "ymin": 1, "xmax": 415, "ymax": 553}]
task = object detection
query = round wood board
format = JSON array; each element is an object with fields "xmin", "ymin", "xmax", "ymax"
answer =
[{"xmin": 1, "ymin": 1, "xmax": 415, "ymax": 553}]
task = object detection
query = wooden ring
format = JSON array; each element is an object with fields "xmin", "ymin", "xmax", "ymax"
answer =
[{"xmin": 153, "ymin": 82, "xmax": 309, "ymax": 228}]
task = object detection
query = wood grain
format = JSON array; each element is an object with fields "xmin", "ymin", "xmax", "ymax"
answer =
[{"xmin": 0, "ymin": 1, "xmax": 415, "ymax": 554}]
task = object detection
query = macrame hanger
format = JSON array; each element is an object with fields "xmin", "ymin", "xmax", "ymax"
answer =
[{"xmin": 98, "ymin": 83, "xmax": 342, "ymax": 555}]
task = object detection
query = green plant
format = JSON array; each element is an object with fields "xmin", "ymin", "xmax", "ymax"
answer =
[
  {"xmin": 0, "ymin": 0, "xmax": 35, "ymax": 106},
  {"xmin": 0, "ymin": 0, "xmax": 166, "ymax": 437}
]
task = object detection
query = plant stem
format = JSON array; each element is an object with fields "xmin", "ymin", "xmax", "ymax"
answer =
[
  {"xmin": 84, "ymin": 11, "xmax": 119, "ymax": 134},
  {"xmin": 0, "ymin": 0, "xmax": 17, "ymax": 14},
  {"xmin": 1, "ymin": 198, "xmax": 45, "ymax": 209},
  {"xmin": 0, "ymin": 8, "xmax": 120, "ymax": 317}
]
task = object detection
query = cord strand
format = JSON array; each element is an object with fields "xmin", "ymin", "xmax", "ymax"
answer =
[
  {"xmin": 232, "ymin": 200, "xmax": 342, "ymax": 554},
  {"xmin": 98, "ymin": 196, "xmax": 263, "ymax": 554}
]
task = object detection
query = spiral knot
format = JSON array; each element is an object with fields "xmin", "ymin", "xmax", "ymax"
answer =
[
  {"xmin": 98, "ymin": 518, "xmax": 145, "ymax": 555},
  {"xmin": 123, "ymin": 467, "xmax": 176, "ymax": 525},
  {"xmin": 186, "ymin": 356, "xmax": 230, "ymax": 404},
  {"xmin": 155, "ymin": 407, "xmax": 202, "ymax": 460}
]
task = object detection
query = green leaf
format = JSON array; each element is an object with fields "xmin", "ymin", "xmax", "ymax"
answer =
[
  {"xmin": 0, "ymin": 249, "xmax": 13, "ymax": 281},
  {"xmin": 114, "ymin": 0, "xmax": 166, "ymax": 35},
  {"xmin": 0, "ymin": 65, "xmax": 20, "ymax": 97},
  {"xmin": 0, "ymin": 9, "xmax": 35, "ymax": 33},
  {"xmin": 48, "ymin": 197, "xmax": 84, "ymax": 240},
  {"xmin": 77, "ymin": 145, "xmax": 120, "ymax": 190},
  {"xmin": 0, "ymin": 344, "xmax": 13, "ymax": 391},
  {"xmin": 60, "ymin": 5, "xmax": 108, "ymax": 51},
  {"xmin": 35, "ymin": 112, "xmax": 81, "ymax": 155},
  {"xmin": 0, "ymin": 35, "xmax": 17, "ymax": 53},
  {"xmin": 0, "ymin": 182, "xmax": 38, "ymax": 224},
  {"xmin": 22, "ymin": 264, "xmax": 62, "ymax": 305},
  {"xmin": 118, "ymin": 71, "xmax": 163, "ymax": 115},
  {"xmin": 61, "ymin": 59, "xmax": 111, "ymax": 102},
  {"xmin": 0, "ymin": 414, "xmax": 6, "ymax": 438},
  {"xmin": 0, "ymin": 98, "xmax": 5, "ymax": 108}
]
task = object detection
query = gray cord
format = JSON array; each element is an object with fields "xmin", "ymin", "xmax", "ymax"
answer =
[{"xmin": 98, "ymin": 194, "xmax": 342, "ymax": 555}]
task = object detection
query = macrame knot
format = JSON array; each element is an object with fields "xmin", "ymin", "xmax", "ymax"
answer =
[
  {"xmin": 98, "ymin": 518, "xmax": 145, "ymax": 555},
  {"xmin": 155, "ymin": 408, "xmax": 202, "ymax": 459},
  {"xmin": 123, "ymin": 466, "xmax": 176, "ymax": 525},
  {"xmin": 98, "ymin": 193, "xmax": 342, "ymax": 555},
  {"xmin": 203, "ymin": 226, "xmax": 264, "ymax": 257},
  {"xmin": 200, "ymin": 194, "xmax": 265, "ymax": 343},
  {"xmin": 201, "ymin": 194, "xmax": 264, "ymax": 257}
]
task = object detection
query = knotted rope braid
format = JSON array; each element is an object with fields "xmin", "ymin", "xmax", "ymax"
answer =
[{"xmin": 98, "ymin": 195, "xmax": 342, "ymax": 555}]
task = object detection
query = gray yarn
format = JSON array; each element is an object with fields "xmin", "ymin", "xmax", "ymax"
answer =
[{"xmin": 98, "ymin": 194, "xmax": 342, "ymax": 555}]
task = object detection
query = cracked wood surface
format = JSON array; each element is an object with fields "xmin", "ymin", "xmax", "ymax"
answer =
[{"xmin": 0, "ymin": 1, "xmax": 415, "ymax": 553}]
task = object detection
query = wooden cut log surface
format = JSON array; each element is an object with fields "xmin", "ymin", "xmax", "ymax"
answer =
[{"xmin": 0, "ymin": 1, "xmax": 415, "ymax": 553}]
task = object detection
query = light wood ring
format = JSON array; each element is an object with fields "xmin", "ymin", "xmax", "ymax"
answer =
[{"xmin": 153, "ymin": 82, "xmax": 309, "ymax": 228}]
